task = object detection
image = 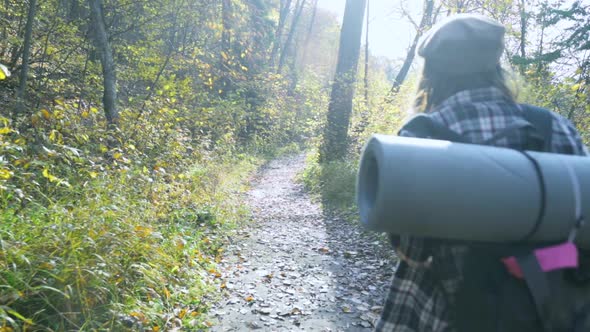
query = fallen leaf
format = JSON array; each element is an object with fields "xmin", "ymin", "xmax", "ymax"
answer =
[{"xmin": 0, "ymin": 63, "xmax": 10, "ymax": 80}]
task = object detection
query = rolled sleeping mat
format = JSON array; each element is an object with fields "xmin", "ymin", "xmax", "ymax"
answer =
[{"xmin": 356, "ymin": 135, "xmax": 590, "ymax": 246}]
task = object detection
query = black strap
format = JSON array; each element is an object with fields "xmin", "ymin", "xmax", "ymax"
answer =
[
  {"xmin": 517, "ymin": 252, "xmax": 553, "ymax": 332},
  {"xmin": 519, "ymin": 151, "xmax": 548, "ymax": 242},
  {"xmin": 520, "ymin": 104, "xmax": 554, "ymax": 151},
  {"xmin": 574, "ymin": 302, "xmax": 590, "ymax": 332},
  {"xmin": 399, "ymin": 114, "xmax": 467, "ymax": 143}
]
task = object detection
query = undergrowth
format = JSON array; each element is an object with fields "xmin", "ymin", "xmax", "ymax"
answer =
[
  {"xmin": 300, "ymin": 150, "xmax": 358, "ymax": 214},
  {"xmin": 0, "ymin": 152, "xmax": 259, "ymax": 331}
]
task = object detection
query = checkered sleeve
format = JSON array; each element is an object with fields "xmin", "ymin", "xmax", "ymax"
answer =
[{"xmin": 551, "ymin": 114, "xmax": 588, "ymax": 156}]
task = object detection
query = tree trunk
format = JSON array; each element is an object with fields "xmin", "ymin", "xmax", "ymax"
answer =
[
  {"xmin": 391, "ymin": 0, "xmax": 434, "ymax": 92},
  {"xmin": 222, "ymin": 0, "xmax": 232, "ymax": 54},
  {"xmin": 363, "ymin": 0, "xmax": 370, "ymax": 106},
  {"xmin": 89, "ymin": 0, "xmax": 118, "ymax": 126},
  {"xmin": 277, "ymin": 0, "xmax": 306, "ymax": 74},
  {"xmin": 320, "ymin": 0, "xmax": 367, "ymax": 162},
  {"xmin": 270, "ymin": 0, "xmax": 293, "ymax": 66},
  {"xmin": 518, "ymin": 0, "xmax": 527, "ymax": 74},
  {"xmin": 536, "ymin": 7, "xmax": 546, "ymax": 75},
  {"xmin": 16, "ymin": 0, "xmax": 37, "ymax": 112},
  {"xmin": 300, "ymin": 0, "xmax": 318, "ymax": 66},
  {"xmin": 220, "ymin": 0, "xmax": 232, "ymax": 96}
]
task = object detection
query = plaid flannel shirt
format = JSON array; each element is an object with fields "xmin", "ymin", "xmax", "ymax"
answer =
[{"xmin": 375, "ymin": 87, "xmax": 588, "ymax": 332}]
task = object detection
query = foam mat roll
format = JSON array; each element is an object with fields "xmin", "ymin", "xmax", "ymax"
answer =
[{"xmin": 356, "ymin": 135, "xmax": 590, "ymax": 245}]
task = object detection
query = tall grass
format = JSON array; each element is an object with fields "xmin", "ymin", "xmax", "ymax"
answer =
[{"xmin": 0, "ymin": 155, "xmax": 258, "ymax": 331}]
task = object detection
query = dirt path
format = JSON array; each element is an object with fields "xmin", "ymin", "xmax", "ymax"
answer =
[{"xmin": 209, "ymin": 155, "xmax": 397, "ymax": 331}]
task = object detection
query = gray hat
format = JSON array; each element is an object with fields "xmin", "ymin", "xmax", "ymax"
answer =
[{"xmin": 417, "ymin": 14, "xmax": 505, "ymax": 75}]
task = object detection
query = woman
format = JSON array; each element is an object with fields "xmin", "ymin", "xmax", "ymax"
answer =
[{"xmin": 375, "ymin": 14, "xmax": 587, "ymax": 331}]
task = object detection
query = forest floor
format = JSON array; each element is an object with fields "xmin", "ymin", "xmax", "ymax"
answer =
[{"xmin": 208, "ymin": 154, "xmax": 397, "ymax": 331}]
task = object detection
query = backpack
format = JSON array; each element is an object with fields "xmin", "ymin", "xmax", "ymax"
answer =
[{"xmin": 399, "ymin": 105, "xmax": 590, "ymax": 332}]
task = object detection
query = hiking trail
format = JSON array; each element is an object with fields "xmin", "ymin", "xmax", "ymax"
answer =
[{"xmin": 209, "ymin": 154, "xmax": 397, "ymax": 331}]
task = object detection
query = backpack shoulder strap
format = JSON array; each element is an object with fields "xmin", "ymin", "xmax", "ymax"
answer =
[
  {"xmin": 520, "ymin": 104, "xmax": 554, "ymax": 152},
  {"xmin": 399, "ymin": 114, "xmax": 467, "ymax": 143}
]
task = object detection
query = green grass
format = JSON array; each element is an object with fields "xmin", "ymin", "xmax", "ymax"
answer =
[
  {"xmin": 300, "ymin": 151, "xmax": 358, "ymax": 213},
  {"xmin": 0, "ymin": 155, "xmax": 259, "ymax": 331}
]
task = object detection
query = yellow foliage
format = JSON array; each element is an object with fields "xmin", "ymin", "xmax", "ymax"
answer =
[
  {"xmin": 42, "ymin": 168, "xmax": 59, "ymax": 182},
  {"xmin": 0, "ymin": 169, "xmax": 12, "ymax": 180},
  {"xmin": 41, "ymin": 109, "xmax": 51, "ymax": 120},
  {"xmin": 163, "ymin": 287, "xmax": 171, "ymax": 299},
  {"xmin": 134, "ymin": 225, "xmax": 153, "ymax": 238},
  {"xmin": 0, "ymin": 63, "xmax": 10, "ymax": 80}
]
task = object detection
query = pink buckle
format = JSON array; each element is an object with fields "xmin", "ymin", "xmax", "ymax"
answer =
[{"xmin": 501, "ymin": 242, "xmax": 579, "ymax": 279}]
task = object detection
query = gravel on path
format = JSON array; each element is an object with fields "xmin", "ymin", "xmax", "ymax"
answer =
[{"xmin": 209, "ymin": 154, "xmax": 397, "ymax": 331}]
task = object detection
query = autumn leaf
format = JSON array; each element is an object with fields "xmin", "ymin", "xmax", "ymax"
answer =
[
  {"xmin": 134, "ymin": 225, "xmax": 153, "ymax": 237},
  {"xmin": 0, "ymin": 63, "xmax": 10, "ymax": 80},
  {"xmin": 0, "ymin": 169, "xmax": 13, "ymax": 180},
  {"xmin": 163, "ymin": 287, "xmax": 171, "ymax": 299},
  {"xmin": 42, "ymin": 168, "xmax": 59, "ymax": 182},
  {"xmin": 129, "ymin": 312, "xmax": 147, "ymax": 323},
  {"xmin": 41, "ymin": 109, "xmax": 51, "ymax": 120}
]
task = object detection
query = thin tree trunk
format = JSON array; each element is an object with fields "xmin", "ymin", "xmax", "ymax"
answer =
[
  {"xmin": 391, "ymin": 0, "xmax": 434, "ymax": 92},
  {"xmin": 270, "ymin": 0, "xmax": 293, "ymax": 66},
  {"xmin": 222, "ymin": 0, "xmax": 231, "ymax": 54},
  {"xmin": 536, "ymin": 6, "xmax": 546, "ymax": 75},
  {"xmin": 277, "ymin": 0, "xmax": 306, "ymax": 74},
  {"xmin": 9, "ymin": 3, "xmax": 27, "ymax": 70},
  {"xmin": 518, "ymin": 0, "xmax": 527, "ymax": 74},
  {"xmin": 363, "ymin": 0, "xmax": 370, "ymax": 106},
  {"xmin": 300, "ymin": 0, "xmax": 318, "ymax": 66},
  {"xmin": 89, "ymin": 0, "xmax": 118, "ymax": 126},
  {"xmin": 320, "ymin": 0, "xmax": 367, "ymax": 162},
  {"xmin": 220, "ymin": 0, "xmax": 232, "ymax": 96},
  {"xmin": 0, "ymin": 0, "xmax": 9, "ymax": 58},
  {"xmin": 16, "ymin": 0, "xmax": 37, "ymax": 112},
  {"xmin": 288, "ymin": 0, "xmax": 316, "ymax": 93}
]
